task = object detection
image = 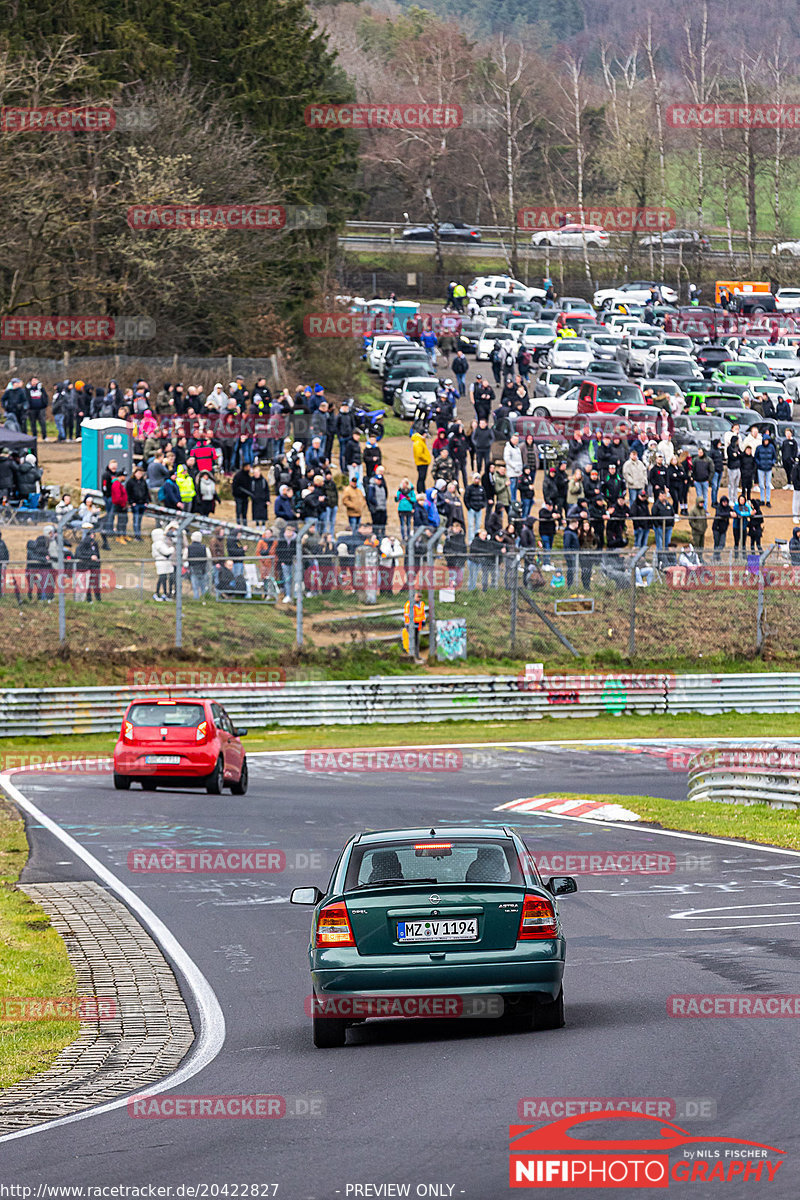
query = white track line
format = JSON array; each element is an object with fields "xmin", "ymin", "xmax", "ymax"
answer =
[{"xmin": 0, "ymin": 774, "xmax": 226, "ymax": 1145}]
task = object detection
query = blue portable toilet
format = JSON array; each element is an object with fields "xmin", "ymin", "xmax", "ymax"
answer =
[{"xmin": 81, "ymin": 419, "xmax": 132, "ymax": 495}]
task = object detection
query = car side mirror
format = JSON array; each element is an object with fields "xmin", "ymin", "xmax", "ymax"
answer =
[
  {"xmin": 234, "ymin": 727, "xmax": 248, "ymax": 737},
  {"xmin": 291, "ymin": 887, "xmax": 323, "ymax": 906},
  {"xmin": 546, "ymin": 876, "xmax": 578, "ymax": 897}
]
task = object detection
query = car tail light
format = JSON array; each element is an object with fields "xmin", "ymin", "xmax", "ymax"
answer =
[
  {"xmin": 517, "ymin": 894, "xmax": 558, "ymax": 940},
  {"xmin": 196, "ymin": 721, "xmax": 209, "ymax": 743},
  {"xmin": 316, "ymin": 902, "xmax": 355, "ymax": 947},
  {"xmin": 122, "ymin": 721, "xmax": 134, "ymax": 743}
]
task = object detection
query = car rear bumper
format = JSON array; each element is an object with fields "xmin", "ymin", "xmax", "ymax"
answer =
[
  {"xmin": 311, "ymin": 941, "xmax": 565, "ymax": 999},
  {"xmin": 113, "ymin": 748, "xmax": 216, "ymax": 778}
]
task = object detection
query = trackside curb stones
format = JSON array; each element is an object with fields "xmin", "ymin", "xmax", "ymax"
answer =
[
  {"xmin": 497, "ymin": 797, "xmax": 642, "ymax": 822},
  {"xmin": 0, "ymin": 881, "xmax": 194, "ymax": 1133}
]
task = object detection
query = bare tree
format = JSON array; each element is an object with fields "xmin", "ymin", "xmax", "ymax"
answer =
[{"xmin": 681, "ymin": 0, "xmax": 716, "ymax": 230}]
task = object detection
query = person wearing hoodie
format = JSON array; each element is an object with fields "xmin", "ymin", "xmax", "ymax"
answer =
[
  {"xmin": 151, "ymin": 527, "xmax": 174, "ymax": 600},
  {"xmin": 194, "ymin": 470, "xmax": 218, "ymax": 517},
  {"xmin": 688, "ymin": 497, "xmax": 707, "ymax": 552},
  {"xmin": 732, "ymin": 493, "xmax": 752, "ymax": 559},
  {"xmin": 739, "ymin": 445, "xmax": 757, "ymax": 502},
  {"xmin": 651, "ymin": 490, "xmax": 675, "ymax": 557},
  {"xmin": 709, "ymin": 439, "xmax": 725, "ymax": 507},
  {"xmin": 341, "ymin": 479, "xmax": 364, "ymax": 532},
  {"xmin": 1, "ymin": 378, "xmax": 27, "ymax": 432},
  {"xmin": 749, "ymin": 498, "xmax": 764, "ymax": 553},
  {"xmin": 754, "ymin": 434, "xmax": 776, "ymax": 506},
  {"xmin": 187, "ymin": 531, "xmax": 211, "ymax": 599},
  {"xmin": 207, "ymin": 383, "xmax": 228, "ymax": 413},
  {"xmin": 125, "ymin": 466, "xmax": 150, "ymax": 540},
  {"xmin": 25, "ymin": 377, "xmax": 49, "ymax": 439},
  {"xmin": 712, "ymin": 495, "xmax": 731, "ymax": 562},
  {"xmin": 631, "ymin": 491, "xmax": 651, "ymax": 549}
]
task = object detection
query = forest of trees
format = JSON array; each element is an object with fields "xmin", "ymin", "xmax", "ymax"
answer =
[{"xmin": 1, "ymin": 0, "xmax": 800, "ymax": 352}]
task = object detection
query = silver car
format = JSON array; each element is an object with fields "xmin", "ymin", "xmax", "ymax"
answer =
[
  {"xmin": 534, "ymin": 368, "xmax": 582, "ymax": 398},
  {"xmin": 392, "ymin": 376, "xmax": 441, "ymax": 419}
]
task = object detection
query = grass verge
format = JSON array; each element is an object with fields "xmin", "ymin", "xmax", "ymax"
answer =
[
  {"xmin": 530, "ymin": 793, "xmax": 800, "ymax": 853},
  {"xmin": 0, "ymin": 796, "xmax": 79, "ymax": 1088}
]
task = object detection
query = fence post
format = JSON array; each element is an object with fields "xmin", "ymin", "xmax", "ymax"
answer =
[
  {"xmin": 56, "ymin": 513, "xmax": 71, "ymax": 645},
  {"xmin": 174, "ymin": 513, "xmax": 194, "ymax": 647},
  {"xmin": 629, "ymin": 551, "xmax": 641, "ymax": 658},
  {"xmin": 510, "ymin": 550, "xmax": 523, "ymax": 653},
  {"xmin": 756, "ymin": 544, "xmax": 776, "ymax": 653},
  {"xmin": 426, "ymin": 528, "xmax": 447, "ymax": 663},
  {"xmin": 296, "ymin": 519, "xmax": 315, "ymax": 647}
]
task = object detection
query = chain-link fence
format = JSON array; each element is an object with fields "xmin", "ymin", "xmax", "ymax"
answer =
[{"xmin": 2, "ymin": 504, "xmax": 799, "ymax": 677}]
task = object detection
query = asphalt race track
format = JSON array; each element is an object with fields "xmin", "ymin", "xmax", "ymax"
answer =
[{"xmin": 2, "ymin": 743, "xmax": 800, "ymax": 1198}]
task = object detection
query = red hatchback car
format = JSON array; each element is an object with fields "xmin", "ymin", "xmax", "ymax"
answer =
[{"xmin": 113, "ymin": 698, "xmax": 248, "ymax": 794}]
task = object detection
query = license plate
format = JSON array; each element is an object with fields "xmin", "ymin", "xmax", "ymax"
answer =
[
  {"xmin": 144, "ymin": 755, "xmax": 181, "ymax": 765},
  {"xmin": 397, "ymin": 918, "xmax": 478, "ymax": 942}
]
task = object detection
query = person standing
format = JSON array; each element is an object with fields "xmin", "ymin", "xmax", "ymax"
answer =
[
  {"xmin": 187, "ymin": 531, "xmax": 210, "ymax": 599},
  {"xmin": 125, "ymin": 466, "xmax": 150, "ymax": 540},
  {"xmin": 412, "ymin": 429, "xmax": 432, "ymax": 493},
  {"xmin": 367, "ymin": 467, "xmax": 389, "ymax": 539},
  {"xmin": 712, "ymin": 496, "xmax": 731, "ymax": 562},
  {"xmin": 503, "ymin": 434, "xmax": 524, "ymax": 505},
  {"xmin": 232, "ymin": 462, "xmax": 253, "ymax": 524},
  {"xmin": 395, "ymin": 479, "xmax": 416, "ymax": 540},
  {"xmin": 726, "ymin": 429, "xmax": 742, "ymax": 501},
  {"xmin": 451, "ymin": 350, "xmax": 469, "ymax": 397},
  {"xmin": 754, "ymin": 434, "xmax": 776, "ymax": 507},
  {"xmin": 25, "ymin": 377, "xmax": 49, "ymax": 439}
]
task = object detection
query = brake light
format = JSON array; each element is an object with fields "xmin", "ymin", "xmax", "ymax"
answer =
[
  {"xmin": 196, "ymin": 721, "xmax": 208, "ymax": 743},
  {"xmin": 414, "ymin": 842, "xmax": 452, "ymax": 851},
  {"xmin": 316, "ymin": 902, "xmax": 355, "ymax": 947},
  {"xmin": 517, "ymin": 894, "xmax": 557, "ymax": 940},
  {"xmin": 123, "ymin": 721, "xmax": 134, "ymax": 743}
]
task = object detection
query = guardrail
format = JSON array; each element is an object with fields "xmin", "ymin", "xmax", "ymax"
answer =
[
  {"xmin": 0, "ymin": 671, "xmax": 798, "ymax": 738},
  {"xmin": 687, "ymin": 745, "xmax": 800, "ymax": 810}
]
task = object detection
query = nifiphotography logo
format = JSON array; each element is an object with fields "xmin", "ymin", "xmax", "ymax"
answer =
[{"xmin": 509, "ymin": 1113, "xmax": 784, "ymax": 1187}]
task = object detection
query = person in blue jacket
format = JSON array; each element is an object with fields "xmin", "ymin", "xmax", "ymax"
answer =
[{"xmin": 754, "ymin": 434, "xmax": 776, "ymax": 507}]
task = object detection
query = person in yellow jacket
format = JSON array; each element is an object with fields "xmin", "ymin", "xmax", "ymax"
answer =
[
  {"xmin": 403, "ymin": 591, "xmax": 427, "ymax": 657},
  {"xmin": 412, "ymin": 430, "xmax": 432, "ymax": 493},
  {"xmin": 175, "ymin": 463, "xmax": 196, "ymax": 506}
]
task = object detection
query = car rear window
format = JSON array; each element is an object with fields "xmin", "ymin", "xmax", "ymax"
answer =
[
  {"xmin": 128, "ymin": 703, "xmax": 205, "ymax": 727},
  {"xmin": 596, "ymin": 384, "xmax": 642, "ymax": 403},
  {"xmin": 345, "ymin": 839, "xmax": 525, "ymax": 889}
]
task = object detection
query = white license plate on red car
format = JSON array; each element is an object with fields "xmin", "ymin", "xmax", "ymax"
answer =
[{"xmin": 144, "ymin": 755, "xmax": 181, "ymax": 765}]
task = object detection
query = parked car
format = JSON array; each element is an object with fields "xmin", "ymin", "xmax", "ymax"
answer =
[
  {"xmin": 711, "ymin": 360, "xmax": 772, "ymax": 388},
  {"xmin": 475, "ymin": 328, "xmax": 520, "ymax": 361},
  {"xmin": 380, "ymin": 344, "xmax": 432, "ymax": 377},
  {"xmin": 774, "ymin": 287, "xmax": 800, "ymax": 311},
  {"xmin": 520, "ymin": 322, "xmax": 557, "ymax": 357},
  {"xmin": 392, "ymin": 376, "xmax": 440, "ymax": 419},
  {"xmin": 368, "ymin": 332, "xmax": 408, "ymax": 373},
  {"xmin": 671, "ymin": 413, "xmax": 731, "ymax": 452},
  {"xmin": 617, "ymin": 334, "xmax": 662, "ymax": 375},
  {"xmin": 753, "ymin": 345, "xmax": 800, "ymax": 380},
  {"xmin": 533, "ymin": 368, "xmax": 582, "ymax": 398},
  {"xmin": 468, "ymin": 276, "xmax": 545, "ymax": 304},
  {"xmin": 643, "ymin": 344, "xmax": 694, "ymax": 376},
  {"xmin": 577, "ymin": 380, "xmax": 645, "ymax": 413},
  {"xmin": 593, "ymin": 280, "xmax": 678, "ymax": 309},
  {"xmin": 547, "ymin": 338, "xmax": 594, "ymax": 371},
  {"xmin": 113, "ymin": 698, "xmax": 248, "ymax": 793},
  {"xmin": 382, "ymin": 362, "xmax": 436, "ymax": 402},
  {"xmin": 583, "ymin": 360, "xmax": 627, "ymax": 381},
  {"xmin": 403, "ymin": 221, "xmax": 481, "ymax": 242},
  {"xmin": 694, "ymin": 344, "xmax": 732, "ymax": 378},
  {"xmin": 651, "ymin": 358, "xmax": 704, "ymax": 390},
  {"xmin": 589, "ymin": 332, "xmax": 624, "ymax": 360},
  {"xmin": 531, "ymin": 224, "xmax": 609, "ymax": 249},
  {"xmin": 529, "ymin": 386, "xmax": 581, "ymax": 419},
  {"xmin": 557, "ymin": 296, "xmax": 595, "ymax": 315}
]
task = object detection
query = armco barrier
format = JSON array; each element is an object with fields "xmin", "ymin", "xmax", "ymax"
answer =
[
  {"xmin": 688, "ymin": 746, "xmax": 800, "ymax": 811},
  {"xmin": 0, "ymin": 671, "xmax": 797, "ymax": 738},
  {"xmin": 0, "ymin": 675, "xmax": 671, "ymax": 737}
]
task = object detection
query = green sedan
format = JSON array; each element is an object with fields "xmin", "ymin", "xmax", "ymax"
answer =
[
  {"xmin": 710, "ymin": 360, "xmax": 772, "ymax": 387},
  {"xmin": 291, "ymin": 825, "xmax": 577, "ymax": 1047}
]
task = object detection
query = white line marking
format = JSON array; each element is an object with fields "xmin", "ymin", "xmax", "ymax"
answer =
[{"xmin": 0, "ymin": 775, "xmax": 226, "ymax": 1144}]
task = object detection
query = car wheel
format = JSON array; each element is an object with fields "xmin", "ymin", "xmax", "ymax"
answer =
[
  {"xmin": 230, "ymin": 757, "xmax": 248, "ymax": 795},
  {"xmin": 206, "ymin": 756, "xmax": 224, "ymax": 795},
  {"xmin": 113, "ymin": 773, "xmax": 130, "ymax": 790},
  {"xmin": 312, "ymin": 1007, "xmax": 347, "ymax": 1048},
  {"xmin": 533, "ymin": 406, "xmax": 550, "ymax": 417},
  {"xmin": 533, "ymin": 986, "xmax": 565, "ymax": 1030},
  {"xmin": 753, "ymin": 306, "xmax": 766, "ymax": 314}
]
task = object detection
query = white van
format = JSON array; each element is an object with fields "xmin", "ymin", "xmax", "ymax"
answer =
[{"xmin": 368, "ymin": 333, "xmax": 408, "ymax": 373}]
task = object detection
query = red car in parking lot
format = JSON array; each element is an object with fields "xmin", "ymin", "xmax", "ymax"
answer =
[{"xmin": 113, "ymin": 698, "xmax": 248, "ymax": 794}]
